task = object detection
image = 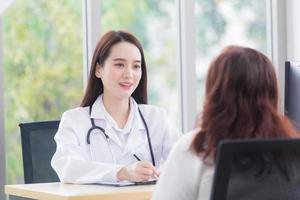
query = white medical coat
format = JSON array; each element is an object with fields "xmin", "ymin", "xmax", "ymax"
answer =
[{"xmin": 51, "ymin": 96, "xmax": 180, "ymax": 183}]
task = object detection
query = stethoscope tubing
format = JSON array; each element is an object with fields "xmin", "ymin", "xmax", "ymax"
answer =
[
  {"xmin": 86, "ymin": 104, "xmax": 156, "ymax": 166},
  {"xmin": 137, "ymin": 107, "xmax": 156, "ymax": 166}
]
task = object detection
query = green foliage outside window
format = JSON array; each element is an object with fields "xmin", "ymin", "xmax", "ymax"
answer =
[{"xmin": 3, "ymin": 0, "xmax": 83, "ymax": 183}]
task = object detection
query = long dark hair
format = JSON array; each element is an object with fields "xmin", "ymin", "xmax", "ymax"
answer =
[
  {"xmin": 80, "ymin": 30, "xmax": 148, "ymax": 107},
  {"xmin": 192, "ymin": 46, "xmax": 299, "ymax": 159}
]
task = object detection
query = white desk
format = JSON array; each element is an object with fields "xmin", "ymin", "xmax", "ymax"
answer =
[{"xmin": 5, "ymin": 182, "xmax": 155, "ymax": 200}]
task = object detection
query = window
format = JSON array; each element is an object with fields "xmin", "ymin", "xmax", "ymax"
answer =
[
  {"xmin": 101, "ymin": 0, "xmax": 180, "ymax": 126},
  {"xmin": 3, "ymin": 0, "xmax": 83, "ymax": 183},
  {"xmin": 195, "ymin": 0, "xmax": 267, "ymax": 111}
]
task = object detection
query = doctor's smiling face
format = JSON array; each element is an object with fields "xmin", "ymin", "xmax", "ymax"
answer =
[
  {"xmin": 81, "ymin": 30, "xmax": 147, "ymax": 107},
  {"xmin": 95, "ymin": 41, "xmax": 142, "ymax": 101}
]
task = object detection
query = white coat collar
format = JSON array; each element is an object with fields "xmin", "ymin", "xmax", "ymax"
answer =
[
  {"xmin": 90, "ymin": 95, "xmax": 146, "ymax": 130},
  {"xmin": 124, "ymin": 100, "xmax": 149, "ymax": 153},
  {"xmin": 89, "ymin": 95, "xmax": 146, "ymax": 148},
  {"xmin": 132, "ymin": 100, "xmax": 146, "ymax": 131},
  {"xmin": 90, "ymin": 95, "xmax": 105, "ymax": 120},
  {"xmin": 101, "ymin": 96, "xmax": 134, "ymax": 134}
]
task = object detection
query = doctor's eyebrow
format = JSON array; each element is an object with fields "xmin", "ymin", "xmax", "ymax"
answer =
[{"xmin": 113, "ymin": 58, "xmax": 141, "ymax": 63}]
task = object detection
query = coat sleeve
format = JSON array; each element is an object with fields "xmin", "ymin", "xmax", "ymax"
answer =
[{"xmin": 51, "ymin": 111, "xmax": 124, "ymax": 184}]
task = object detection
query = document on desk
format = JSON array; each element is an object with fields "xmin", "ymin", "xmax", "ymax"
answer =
[{"xmin": 95, "ymin": 179, "xmax": 157, "ymax": 187}]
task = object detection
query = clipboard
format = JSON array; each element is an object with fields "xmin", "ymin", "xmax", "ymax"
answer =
[{"xmin": 95, "ymin": 179, "xmax": 157, "ymax": 187}]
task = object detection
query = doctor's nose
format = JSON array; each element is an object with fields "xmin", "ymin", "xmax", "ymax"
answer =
[{"xmin": 123, "ymin": 66, "xmax": 133, "ymax": 79}]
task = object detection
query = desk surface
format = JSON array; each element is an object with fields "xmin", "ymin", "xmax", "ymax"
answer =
[{"xmin": 5, "ymin": 182, "xmax": 155, "ymax": 200}]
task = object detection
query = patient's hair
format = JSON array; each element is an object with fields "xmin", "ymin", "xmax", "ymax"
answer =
[{"xmin": 192, "ymin": 46, "xmax": 299, "ymax": 159}]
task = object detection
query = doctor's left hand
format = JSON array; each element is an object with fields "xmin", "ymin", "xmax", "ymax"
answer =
[{"xmin": 117, "ymin": 161, "xmax": 160, "ymax": 182}]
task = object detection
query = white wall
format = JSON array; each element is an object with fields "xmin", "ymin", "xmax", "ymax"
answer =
[
  {"xmin": 267, "ymin": 0, "xmax": 287, "ymax": 111},
  {"xmin": 270, "ymin": 0, "xmax": 300, "ymax": 111},
  {"xmin": 286, "ymin": 0, "xmax": 300, "ymax": 61}
]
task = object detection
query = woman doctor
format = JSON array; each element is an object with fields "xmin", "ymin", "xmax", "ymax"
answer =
[{"xmin": 51, "ymin": 30, "xmax": 180, "ymax": 183}]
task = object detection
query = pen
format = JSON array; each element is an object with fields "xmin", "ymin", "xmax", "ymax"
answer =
[
  {"xmin": 133, "ymin": 154, "xmax": 160, "ymax": 178},
  {"xmin": 133, "ymin": 154, "xmax": 141, "ymax": 161}
]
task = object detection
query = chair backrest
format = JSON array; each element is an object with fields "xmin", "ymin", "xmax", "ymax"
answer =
[
  {"xmin": 210, "ymin": 138, "xmax": 300, "ymax": 200},
  {"xmin": 285, "ymin": 61, "xmax": 300, "ymax": 130},
  {"xmin": 19, "ymin": 120, "xmax": 60, "ymax": 183}
]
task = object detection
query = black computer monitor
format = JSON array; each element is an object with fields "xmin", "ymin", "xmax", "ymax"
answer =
[
  {"xmin": 285, "ymin": 61, "xmax": 300, "ymax": 130},
  {"xmin": 210, "ymin": 138, "xmax": 300, "ymax": 200}
]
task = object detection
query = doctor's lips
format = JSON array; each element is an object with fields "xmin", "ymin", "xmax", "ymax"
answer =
[{"xmin": 119, "ymin": 82, "xmax": 133, "ymax": 90}]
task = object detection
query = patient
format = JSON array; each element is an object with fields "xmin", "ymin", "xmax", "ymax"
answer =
[{"xmin": 152, "ymin": 46, "xmax": 299, "ymax": 200}]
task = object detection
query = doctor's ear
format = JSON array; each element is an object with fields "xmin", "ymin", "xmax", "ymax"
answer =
[{"xmin": 95, "ymin": 63, "xmax": 102, "ymax": 78}]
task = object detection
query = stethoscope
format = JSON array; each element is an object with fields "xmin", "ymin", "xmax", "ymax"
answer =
[{"xmin": 86, "ymin": 105, "xmax": 156, "ymax": 166}]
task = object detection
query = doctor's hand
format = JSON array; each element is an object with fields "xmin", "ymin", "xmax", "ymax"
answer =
[{"xmin": 117, "ymin": 161, "xmax": 160, "ymax": 182}]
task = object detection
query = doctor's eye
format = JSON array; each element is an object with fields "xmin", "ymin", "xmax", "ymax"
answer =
[
  {"xmin": 115, "ymin": 63, "xmax": 125, "ymax": 68},
  {"xmin": 133, "ymin": 64, "xmax": 141, "ymax": 69}
]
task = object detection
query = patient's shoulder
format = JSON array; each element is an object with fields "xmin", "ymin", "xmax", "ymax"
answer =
[{"xmin": 173, "ymin": 129, "xmax": 198, "ymax": 153}]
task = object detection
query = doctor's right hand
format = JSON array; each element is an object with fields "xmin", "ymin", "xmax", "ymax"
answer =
[{"xmin": 117, "ymin": 161, "xmax": 160, "ymax": 182}]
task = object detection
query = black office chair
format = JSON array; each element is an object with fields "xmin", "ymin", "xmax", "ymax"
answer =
[
  {"xmin": 9, "ymin": 121, "xmax": 60, "ymax": 200},
  {"xmin": 210, "ymin": 138, "xmax": 300, "ymax": 200},
  {"xmin": 19, "ymin": 120, "xmax": 60, "ymax": 183},
  {"xmin": 285, "ymin": 61, "xmax": 300, "ymax": 130}
]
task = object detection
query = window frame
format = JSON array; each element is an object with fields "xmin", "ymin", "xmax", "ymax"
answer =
[{"xmin": 177, "ymin": 0, "xmax": 197, "ymax": 132}]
